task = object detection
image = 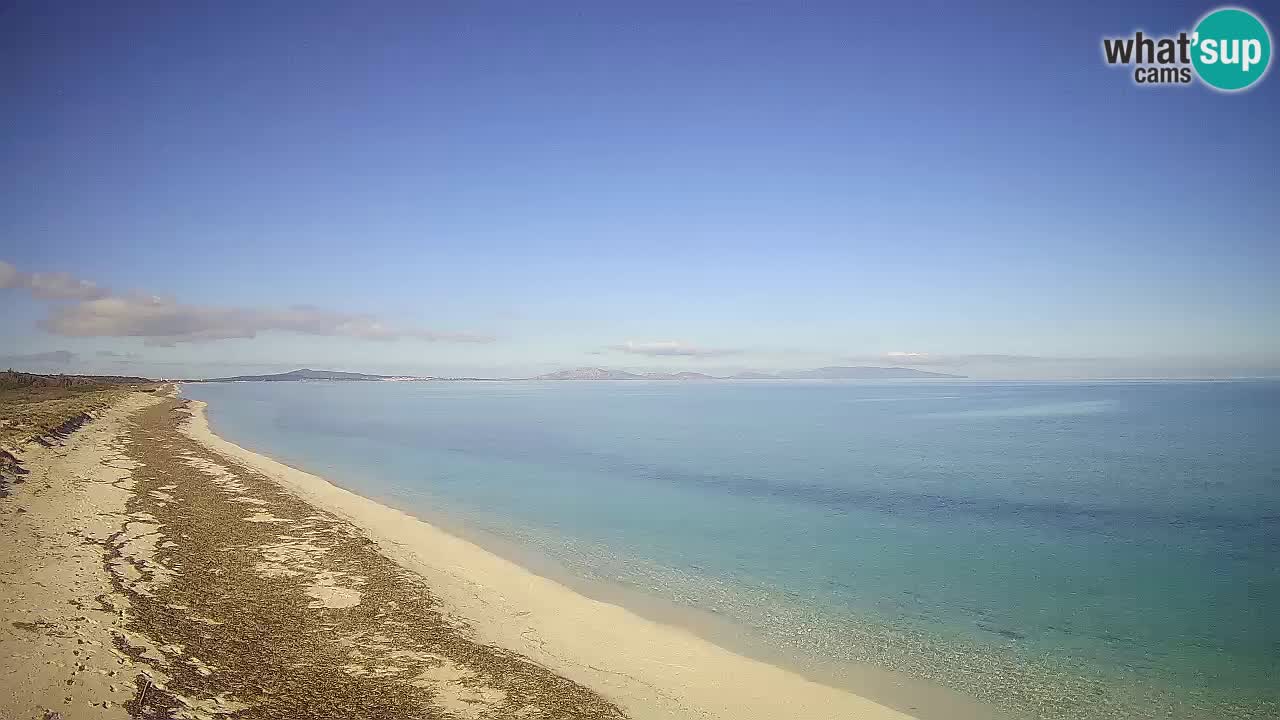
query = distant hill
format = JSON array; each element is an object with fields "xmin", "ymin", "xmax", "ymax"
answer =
[
  {"xmin": 532, "ymin": 366, "xmax": 962, "ymax": 380},
  {"xmin": 534, "ymin": 367, "xmax": 645, "ymax": 381},
  {"xmin": 728, "ymin": 371, "xmax": 779, "ymax": 380},
  {"xmin": 198, "ymin": 368, "xmax": 427, "ymax": 382},
  {"xmin": 643, "ymin": 371, "xmax": 717, "ymax": 381}
]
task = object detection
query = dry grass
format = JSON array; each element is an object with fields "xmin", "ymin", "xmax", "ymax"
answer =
[{"xmin": 0, "ymin": 371, "xmax": 158, "ymax": 451}]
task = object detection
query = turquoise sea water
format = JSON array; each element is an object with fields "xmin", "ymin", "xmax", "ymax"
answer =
[{"xmin": 181, "ymin": 380, "xmax": 1280, "ymax": 719}]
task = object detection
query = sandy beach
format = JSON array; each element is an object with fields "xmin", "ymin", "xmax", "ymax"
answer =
[
  {"xmin": 1, "ymin": 390, "xmax": 162, "ymax": 719},
  {"xmin": 3, "ymin": 387, "xmax": 922, "ymax": 719}
]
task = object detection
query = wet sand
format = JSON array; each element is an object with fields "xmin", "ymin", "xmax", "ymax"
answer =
[{"xmin": 3, "ymin": 388, "xmax": 920, "ymax": 719}]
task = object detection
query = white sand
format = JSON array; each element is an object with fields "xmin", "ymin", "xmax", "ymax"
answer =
[
  {"xmin": 181, "ymin": 399, "xmax": 919, "ymax": 720},
  {"xmin": 0, "ymin": 391, "xmax": 164, "ymax": 718}
]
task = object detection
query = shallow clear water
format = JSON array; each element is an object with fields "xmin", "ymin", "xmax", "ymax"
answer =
[{"xmin": 181, "ymin": 380, "xmax": 1280, "ymax": 719}]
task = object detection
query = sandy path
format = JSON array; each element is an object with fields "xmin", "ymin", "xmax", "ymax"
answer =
[{"xmin": 1, "ymin": 390, "xmax": 162, "ymax": 719}]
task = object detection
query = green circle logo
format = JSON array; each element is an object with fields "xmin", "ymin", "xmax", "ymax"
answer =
[{"xmin": 1192, "ymin": 8, "xmax": 1272, "ymax": 91}]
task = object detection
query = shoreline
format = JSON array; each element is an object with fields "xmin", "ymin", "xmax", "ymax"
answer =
[
  {"xmin": 4, "ymin": 389, "xmax": 634, "ymax": 718},
  {"xmin": 313, "ymin": 475, "xmax": 1007, "ymax": 720},
  {"xmin": 182, "ymin": 410, "xmax": 1003, "ymax": 720},
  {"xmin": 180, "ymin": 395, "xmax": 936, "ymax": 720}
]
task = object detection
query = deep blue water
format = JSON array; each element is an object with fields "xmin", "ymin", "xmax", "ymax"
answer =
[{"xmin": 181, "ymin": 380, "xmax": 1280, "ymax": 719}]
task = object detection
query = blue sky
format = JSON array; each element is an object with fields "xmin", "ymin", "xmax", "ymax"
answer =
[{"xmin": 2, "ymin": 1, "xmax": 1277, "ymax": 378}]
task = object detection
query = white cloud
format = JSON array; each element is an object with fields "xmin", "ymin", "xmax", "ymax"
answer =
[
  {"xmin": 0, "ymin": 261, "xmax": 19, "ymax": 289},
  {"xmin": 0, "ymin": 262, "xmax": 109, "ymax": 300},
  {"xmin": 883, "ymin": 351, "xmax": 936, "ymax": 364},
  {"xmin": 0, "ymin": 350, "xmax": 77, "ymax": 364},
  {"xmin": 607, "ymin": 340, "xmax": 743, "ymax": 358},
  {"xmin": 96, "ymin": 350, "xmax": 142, "ymax": 360},
  {"xmin": 41, "ymin": 294, "xmax": 494, "ymax": 346},
  {"xmin": 2, "ymin": 260, "xmax": 493, "ymax": 346},
  {"xmin": 26, "ymin": 271, "xmax": 109, "ymax": 300}
]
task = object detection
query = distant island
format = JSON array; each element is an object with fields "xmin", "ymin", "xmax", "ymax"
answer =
[{"xmin": 192, "ymin": 365, "xmax": 964, "ymax": 383}]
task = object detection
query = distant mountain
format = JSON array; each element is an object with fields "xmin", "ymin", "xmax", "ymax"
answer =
[
  {"xmin": 643, "ymin": 371, "xmax": 717, "ymax": 381},
  {"xmin": 532, "ymin": 366, "xmax": 963, "ymax": 380},
  {"xmin": 198, "ymin": 368, "xmax": 427, "ymax": 382},
  {"xmin": 534, "ymin": 367, "xmax": 645, "ymax": 380},
  {"xmin": 783, "ymin": 366, "xmax": 961, "ymax": 379},
  {"xmin": 728, "ymin": 371, "xmax": 779, "ymax": 380}
]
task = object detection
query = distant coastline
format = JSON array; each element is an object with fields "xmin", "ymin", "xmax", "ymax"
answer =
[
  {"xmin": 533, "ymin": 366, "xmax": 963, "ymax": 380},
  {"xmin": 192, "ymin": 365, "xmax": 965, "ymax": 383},
  {"xmin": 193, "ymin": 368, "xmax": 432, "ymax": 382}
]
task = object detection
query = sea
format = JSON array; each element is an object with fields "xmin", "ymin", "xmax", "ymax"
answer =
[{"xmin": 180, "ymin": 379, "xmax": 1280, "ymax": 720}]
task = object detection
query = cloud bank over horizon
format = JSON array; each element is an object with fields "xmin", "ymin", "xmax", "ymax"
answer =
[
  {"xmin": 3, "ymin": 259, "xmax": 1277, "ymax": 380},
  {"xmin": 1, "ymin": 260, "xmax": 493, "ymax": 346},
  {"xmin": 0, "ymin": 349, "xmax": 77, "ymax": 365},
  {"xmin": 1, "ymin": 260, "xmax": 108, "ymax": 301}
]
